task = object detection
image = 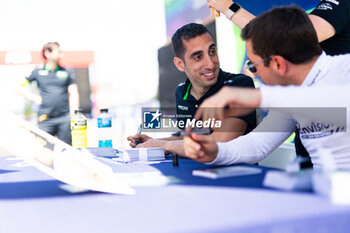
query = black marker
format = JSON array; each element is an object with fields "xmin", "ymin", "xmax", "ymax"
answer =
[
  {"xmin": 135, "ymin": 124, "xmax": 142, "ymax": 145},
  {"xmin": 173, "ymin": 153, "xmax": 179, "ymax": 167}
]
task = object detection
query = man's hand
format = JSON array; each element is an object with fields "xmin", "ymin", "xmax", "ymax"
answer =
[
  {"xmin": 33, "ymin": 95, "xmax": 42, "ymax": 105},
  {"xmin": 183, "ymin": 134, "xmax": 218, "ymax": 163},
  {"xmin": 194, "ymin": 86, "xmax": 261, "ymax": 122},
  {"xmin": 127, "ymin": 134, "xmax": 152, "ymax": 148},
  {"xmin": 16, "ymin": 85, "xmax": 42, "ymax": 105},
  {"xmin": 207, "ymin": 0, "xmax": 232, "ymax": 14}
]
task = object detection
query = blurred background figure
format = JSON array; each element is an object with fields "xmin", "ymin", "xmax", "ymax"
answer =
[{"xmin": 16, "ymin": 42, "xmax": 79, "ymax": 145}]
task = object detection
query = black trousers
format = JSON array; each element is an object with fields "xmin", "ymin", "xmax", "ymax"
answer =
[
  {"xmin": 38, "ymin": 113, "xmax": 72, "ymax": 145},
  {"xmin": 294, "ymin": 129, "xmax": 309, "ymax": 157}
]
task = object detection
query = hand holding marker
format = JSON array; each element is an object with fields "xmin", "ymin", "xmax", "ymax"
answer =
[{"xmin": 171, "ymin": 128, "xmax": 212, "ymax": 167}]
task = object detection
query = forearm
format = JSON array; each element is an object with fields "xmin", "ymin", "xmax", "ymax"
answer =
[
  {"xmin": 69, "ymin": 94, "xmax": 79, "ymax": 115},
  {"xmin": 16, "ymin": 87, "xmax": 42, "ymax": 105},
  {"xmin": 308, "ymin": 14, "xmax": 335, "ymax": 42},
  {"xmin": 230, "ymin": 7, "xmax": 255, "ymax": 29},
  {"xmin": 211, "ymin": 131, "xmax": 243, "ymax": 142},
  {"xmin": 164, "ymin": 140, "xmax": 185, "ymax": 156},
  {"xmin": 159, "ymin": 136, "xmax": 182, "ymax": 141},
  {"xmin": 211, "ymin": 118, "xmax": 248, "ymax": 142},
  {"xmin": 208, "ymin": 0, "xmax": 255, "ymax": 29},
  {"xmin": 208, "ymin": 111, "xmax": 296, "ymax": 165},
  {"xmin": 68, "ymin": 84, "xmax": 79, "ymax": 115},
  {"xmin": 210, "ymin": 131, "xmax": 291, "ymax": 165},
  {"xmin": 136, "ymin": 138, "xmax": 185, "ymax": 156}
]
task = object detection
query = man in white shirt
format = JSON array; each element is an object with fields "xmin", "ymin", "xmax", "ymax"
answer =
[
  {"xmin": 207, "ymin": 0, "xmax": 350, "ymax": 159},
  {"xmin": 183, "ymin": 6, "xmax": 350, "ymax": 169}
]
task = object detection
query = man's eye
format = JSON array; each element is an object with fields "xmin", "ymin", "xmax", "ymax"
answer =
[
  {"xmin": 209, "ymin": 49, "xmax": 216, "ymax": 55},
  {"xmin": 194, "ymin": 55, "xmax": 201, "ymax": 61}
]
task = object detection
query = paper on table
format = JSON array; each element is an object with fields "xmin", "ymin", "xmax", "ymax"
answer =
[
  {"xmin": 85, "ymin": 147, "xmax": 117, "ymax": 158},
  {"xmin": 263, "ymin": 170, "xmax": 313, "ymax": 191},
  {"xmin": 117, "ymin": 147, "xmax": 165, "ymax": 163},
  {"xmin": 98, "ymin": 157, "xmax": 171, "ymax": 187},
  {"xmin": 0, "ymin": 110, "xmax": 135, "ymax": 195},
  {"xmin": 193, "ymin": 166, "xmax": 262, "ymax": 179}
]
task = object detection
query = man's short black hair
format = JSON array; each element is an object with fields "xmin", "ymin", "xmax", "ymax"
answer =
[
  {"xmin": 171, "ymin": 23, "xmax": 213, "ymax": 59},
  {"xmin": 42, "ymin": 42, "xmax": 60, "ymax": 60},
  {"xmin": 241, "ymin": 5, "xmax": 322, "ymax": 65}
]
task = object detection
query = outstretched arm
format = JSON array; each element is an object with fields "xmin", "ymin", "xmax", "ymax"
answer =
[
  {"xmin": 308, "ymin": 14, "xmax": 335, "ymax": 42},
  {"xmin": 207, "ymin": 0, "xmax": 255, "ymax": 29},
  {"xmin": 208, "ymin": 0, "xmax": 337, "ymax": 42},
  {"xmin": 68, "ymin": 83, "xmax": 79, "ymax": 116},
  {"xmin": 194, "ymin": 86, "xmax": 261, "ymax": 123},
  {"xmin": 16, "ymin": 79, "xmax": 42, "ymax": 105},
  {"xmin": 127, "ymin": 133, "xmax": 185, "ymax": 155}
]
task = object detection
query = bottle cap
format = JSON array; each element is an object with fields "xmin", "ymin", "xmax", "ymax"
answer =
[{"xmin": 74, "ymin": 109, "xmax": 83, "ymax": 114}]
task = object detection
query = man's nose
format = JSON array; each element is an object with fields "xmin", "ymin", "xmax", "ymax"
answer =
[{"xmin": 204, "ymin": 55, "xmax": 215, "ymax": 69}]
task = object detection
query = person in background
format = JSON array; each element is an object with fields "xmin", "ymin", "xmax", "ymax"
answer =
[
  {"xmin": 127, "ymin": 23, "xmax": 256, "ymax": 156},
  {"xmin": 183, "ymin": 6, "xmax": 350, "ymax": 169},
  {"xmin": 17, "ymin": 42, "xmax": 79, "ymax": 145},
  {"xmin": 207, "ymin": 0, "xmax": 350, "ymax": 158}
]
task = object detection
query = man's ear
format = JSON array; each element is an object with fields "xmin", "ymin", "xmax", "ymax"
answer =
[
  {"xmin": 173, "ymin": 57, "xmax": 185, "ymax": 72},
  {"xmin": 271, "ymin": 55, "xmax": 287, "ymax": 76}
]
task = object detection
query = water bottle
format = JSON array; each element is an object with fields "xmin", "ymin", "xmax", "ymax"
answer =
[
  {"xmin": 70, "ymin": 109, "xmax": 87, "ymax": 148},
  {"xmin": 97, "ymin": 108, "xmax": 113, "ymax": 147}
]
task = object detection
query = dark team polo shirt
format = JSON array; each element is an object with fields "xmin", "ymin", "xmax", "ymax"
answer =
[
  {"xmin": 26, "ymin": 65, "xmax": 75, "ymax": 118},
  {"xmin": 175, "ymin": 69, "xmax": 256, "ymax": 134},
  {"xmin": 310, "ymin": 0, "xmax": 350, "ymax": 55}
]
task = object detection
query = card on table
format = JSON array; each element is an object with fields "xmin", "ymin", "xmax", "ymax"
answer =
[{"xmin": 192, "ymin": 166, "xmax": 262, "ymax": 179}]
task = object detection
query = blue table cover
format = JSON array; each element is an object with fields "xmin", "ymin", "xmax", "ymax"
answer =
[{"xmin": 0, "ymin": 156, "xmax": 349, "ymax": 233}]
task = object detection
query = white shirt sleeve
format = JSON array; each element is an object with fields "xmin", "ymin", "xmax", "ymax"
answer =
[
  {"xmin": 208, "ymin": 110, "xmax": 296, "ymax": 165},
  {"xmin": 209, "ymin": 84, "xmax": 350, "ymax": 166},
  {"xmin": 260, "ymin": 85, "xmax": 349, "ymax": 126}
]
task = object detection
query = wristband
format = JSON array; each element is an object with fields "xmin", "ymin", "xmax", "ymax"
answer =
[{"xmin": 225, "ymin": 2, "xmax": 241, "ymax": 20}]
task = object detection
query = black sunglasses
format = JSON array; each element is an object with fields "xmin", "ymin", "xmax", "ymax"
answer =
[{"xmin": 245, "ymin": 57, "xmax": 270, "ymax": 73}]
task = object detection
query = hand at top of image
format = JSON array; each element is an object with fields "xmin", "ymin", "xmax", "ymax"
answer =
[{"xmin": 207, "ymin": 0, "xmax": 232, "ymax": 14}]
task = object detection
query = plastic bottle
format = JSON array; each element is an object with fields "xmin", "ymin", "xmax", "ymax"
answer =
[
  {"xmin": 70, "ymin": 109, "xmax": 87, "ymax": 148},
  {"xmin": 97, "ymin": 108, "xmax": 113, "ymax": 147}
]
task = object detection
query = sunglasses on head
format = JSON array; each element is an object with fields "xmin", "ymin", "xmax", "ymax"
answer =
[{"xmin": 245, "ymin": 56, "xmax": 270, "ymax": 73}]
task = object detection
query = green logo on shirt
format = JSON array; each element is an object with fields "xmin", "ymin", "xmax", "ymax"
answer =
[{"xmin": 56, "ymin": 71, "xmax": 68, "ymax": 80}]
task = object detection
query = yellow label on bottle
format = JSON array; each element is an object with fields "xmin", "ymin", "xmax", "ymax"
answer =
[
  {"xmin": 71, "ymin": 129, "xmax": 87, "ymax": 148},
  {"xmin": 71, "ymin": 118, "xmax": 87, "ymax": 148}
]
